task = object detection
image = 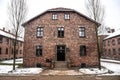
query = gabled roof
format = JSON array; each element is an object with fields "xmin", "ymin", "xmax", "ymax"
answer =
[
  {"xmin": 22, "ymin": 7, "xmax": 100, "ymax": 26},
  {"xmin": 0, "ymin": 29, "xmax": 24, "ymax": 42},
  {"xmin": 104, "ymin": 29, "xmax": 120, "ymax": 40}
]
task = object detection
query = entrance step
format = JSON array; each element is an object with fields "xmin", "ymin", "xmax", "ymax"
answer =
[{"xmin": 54, "ymin": 61, "xmax": 68, "ymax": 70}]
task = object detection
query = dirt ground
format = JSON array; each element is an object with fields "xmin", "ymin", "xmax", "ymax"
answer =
[{"xmin": 0, "ymin": 75, "xmax": 120, "ymax": 80}]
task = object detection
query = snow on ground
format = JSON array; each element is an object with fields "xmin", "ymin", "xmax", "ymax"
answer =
[
  {"xmin": 0, "ymin": 65, "xmax": 18, "ymax": 73},
  {"xmin": 1, "ymin": 58, "xmax": 23, "ymax": 64},
  {"xmin": 79, "ymin": 68, "xmax": 108, "ymax": 75},
  {"xmin": 11, "ymin": 68, "xmax": 43, "ymax": 74},
  {"xmin": 0, "ymin": 65, "xmax": 42, "ymax": 75},
  {"xmin": 101, "ymin": 59, "xmax": 120, "ymax": 64},
  {"xmin": 101, "ymin": 62, "xmax": 120, "ymax": 75},
  {"xmin": 0, "ymin": 59, "xmax": 43, "ymax": 75}
]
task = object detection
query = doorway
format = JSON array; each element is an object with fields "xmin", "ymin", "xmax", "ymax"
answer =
[{"xmin": 57, "ymin": 45, "xmax": 65, "ymax": 61}]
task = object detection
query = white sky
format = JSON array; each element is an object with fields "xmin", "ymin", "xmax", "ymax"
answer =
[{"xmin": 0, "ymin": 0, "xmax": 120, "ymax": 31}]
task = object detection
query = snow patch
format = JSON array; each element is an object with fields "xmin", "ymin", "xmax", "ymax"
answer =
[
  {"xmin": 1, "ymin": 58, "xmax": 23, "ymax": 64},
  {"xmin": 79, "ymin": 68, "xmax": 108, "ymax": 74},
  {"xmin": 0, "ymin": 65, "xmax": 18, "ymax": 73},
  {"xmin": 11, "ymin": 68, "xmax": 43, "ymax": 74}
]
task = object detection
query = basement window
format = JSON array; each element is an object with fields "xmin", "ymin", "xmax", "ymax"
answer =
[
  {"xmin": 80, "ymin": 63, "xmax": 86, "ymax": 68},
  {"xmin": 80, "ymin": 45, "xmax": 86, "ymax": 56},
  {"xmin": 36, "ymin": 63, "xmax": 42, "ymax": 68},
  {"xmin": 36, "ymin": 45, "xmax": 42, "ymax": 56}
]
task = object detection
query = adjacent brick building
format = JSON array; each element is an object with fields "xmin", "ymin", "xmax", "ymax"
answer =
[
  {"xmin": 0, "ymin": 28, "xmax": 23, "ymax": 60},
  {"xmin": 103, "ymin": 30, "xmax": 120, "ymax": 60},
  {"xmin": 23, "ymin": 7, "xmax": 100, "ymax": 68}
]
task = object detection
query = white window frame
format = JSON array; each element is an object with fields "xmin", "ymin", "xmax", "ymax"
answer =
[
  {"xmin": 64, "ymin": 14, "xmax": 70, "ymax": 20},
  {"xmin": 52, "ymin": 14, "xmax": 58, "ymax": 20}
]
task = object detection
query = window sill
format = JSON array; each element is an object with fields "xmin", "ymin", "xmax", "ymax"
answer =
[
  {"xmin": 58, "ymin": 37, "xmax": 64, "ymax": 38},
  {"xmin": 79, "ymin": 36, "xmax": 86, "ymax": 38},
  {"xmin": 37, "ymin": 36, "xmax": 43, "ymax": 38}
]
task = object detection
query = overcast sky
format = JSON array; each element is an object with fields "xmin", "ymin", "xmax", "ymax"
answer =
[{"xmin": 0, "ymin": 0, "xmax": 120, "ymax": 31}]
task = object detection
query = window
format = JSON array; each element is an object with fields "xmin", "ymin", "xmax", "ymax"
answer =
[
  {"xmin": 36, "ymin": 63, "xmax": 42, "ymax": 67},
  {"xmin": 16, "ymin": 49, "xmax": 18, "ymax": 54},
  {"xmin": 108, "ymin": 49, "xmax": 111, "ymax": 55},
  {"xmin": 12, "ymin": 48, "xmax": 13, "ymax": 54},
  {"xmin": 52, "ymin": 14, "xmax": 58, "ymax": 20},
  {"xmin": 58, "ymin": 27, "xmax": 64, "ymax": 38},
  {"xmin": 20, "ymin": 42, "xmax": 22, "ymax": 46},
  {"xmin": 113, "ymin": 49, "xmax": 116, "ymax": 55},
  {"xmin": 112, "ymin": 39, "xmax": 115, "ymax": 45},
  {"xmin": 64, "ymin": 14, "xmax": 70, "ymax": 20},
  {"xmin": 118, "ymin": 38, "xmax": 120, "ymax": 44},
  {"xmin": 36, "ymin": 45, "xmax": 42, "ymax": 56},
  {"xmin": 80, "ymin": 63, "xmax": 86, "ymax": 68},
  {"xmin": 0, "ymin": 48, "xmax": 1, "ymax": 54},
  {"xmin": 108, "ymin": 40, "xmax": 110, "ymax": 46},
  {"xmin": 6, "ymin": 38, "xmax": 9, "ymax": 44},
  {"xmin": 118, "ymin": 48, "xmax": 120, "ymax": 55},
  {"xmin": 37, "ymin": 27, "xmax": 43, "ymax": 37},
  {"xmin": 6, "ymin": 48, "xmax": 8, "ymax": 54},
  {"xmin": 20, "ymin": 50, "xmax": 22, "ymax": 54},
  {"xmin": 0, "ymin": 35, "xmax": 3, "ymax": 43},
  {"xmin": 80, "ymin": 45, "xmax": 86, "ymax": 56},
  {"xmin": 104, "ymin": 41, "xmax": 106, "ymax": 47},
  {"xmin": 79, "ymin": 27, "xmax": 85, "ymax": 37}
]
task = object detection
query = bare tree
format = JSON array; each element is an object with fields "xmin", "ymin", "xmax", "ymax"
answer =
[
  {"xmin": 8, "ymin": 0, "xmax": 27, "ymax": 70},
  {"xmin": 85, "ymin": 0, "xmax": 105, "ymax": 70},
  {"xmin": 85, "ymin": 0, "xmax": 105, "ymax": 34}
]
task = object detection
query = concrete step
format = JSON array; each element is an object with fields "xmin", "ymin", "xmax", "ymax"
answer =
[{"xmin": 54, "ymin": 61, "xmax": 68, "ymax": 70}]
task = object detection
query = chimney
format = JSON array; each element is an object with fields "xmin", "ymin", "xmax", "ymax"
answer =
[
  {"xmin": 8, "ymin": 30, "xmax": 10, "ymax": 33},
  {"xmin": 3, "ymin": 27, "xmax": 5, "ymax": 31},
  {"xmin": 111, "ymin": 29, "xmax": 115, "ymax": 33}
]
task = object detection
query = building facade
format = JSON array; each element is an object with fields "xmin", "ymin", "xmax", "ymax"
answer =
[
  {"xmin": 23, "ymin": 7, "xmax": 99, "ymax": 68},
  {"xmin": 0, "ymin": 28, "xmax": 23, "ymax": 60},
  {"xmin": 103, "ymin": 30, "xmax": 120, "ymax": 60}
]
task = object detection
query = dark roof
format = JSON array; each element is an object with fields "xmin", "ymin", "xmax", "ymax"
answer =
[{"xmin": 22, "ymin": 7, "xmax": 100, "ymax": 26}]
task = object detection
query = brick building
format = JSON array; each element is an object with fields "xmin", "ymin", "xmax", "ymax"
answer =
[
  {"xmin": 23, "ymin": 7, "xmax": 100, "ymax": 68},
  {"xmin": 0, "ymin": 28, "xmax": 23, "ymax": 60},
  {"xmin": 103, "ymin": 30, "xmax": 120, "ymax": 60}
]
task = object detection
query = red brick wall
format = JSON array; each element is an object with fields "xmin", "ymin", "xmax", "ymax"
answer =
[
  {"xmin": 103, "ymin": 36, "xmax": 120, "ymax": 60},
  {"xmin": 0, "ymin": 36, "xmax": 23, "ymax": 60},
  {"xmin": 23, "ymin": 11, "xmax": 99, "ymax": 67}
]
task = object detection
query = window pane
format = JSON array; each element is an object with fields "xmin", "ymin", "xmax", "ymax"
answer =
[
  {"xmin": 37, "ymin": 27, "xmax": 43, "ymax": 37},
  {"xmin": 0, "ymin": 48, "xmax": 1, "ymax": 54},
  {"xmin": 52, "ymin": 14, "xmax": 57, "ymax": 19},
  {"xmin": 36, "ymin": 45, "xmax": 42, "ymax": 56},
  {"xmin": 79, "ymin": 27, "xmax": 85, "ymax": 37},
  {"xmin": 118, "ymin": 48, "xmax": 120, "ymax": 55},
  {"xmin": 80, "ymin": 45, "xmax": 86, "ymax": 56},
  {"xmin": 118, "ymin": 38, "xmax": 120, "ymax": 44},
  {"xmin": 0, "ymin": 35, "xmax": 3, "ymax": 43},
  {"xmin": 58, "ymin": 27, "xmax": 64, "ymax": 38},
  {"xmin": 65, "ymin": 14, "xmax": 70, "ymax": 19}
]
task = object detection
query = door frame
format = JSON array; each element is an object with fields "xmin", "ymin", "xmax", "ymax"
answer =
[{"xmin": 56, "ymin": 45, "xmax": 66, "ymax": 61}]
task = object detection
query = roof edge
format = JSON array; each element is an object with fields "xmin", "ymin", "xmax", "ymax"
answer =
[{"xmin": 22, "ymin": 7, "xmax": 100, "ymax": 27}]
